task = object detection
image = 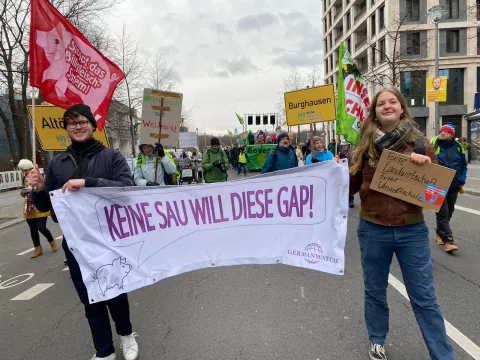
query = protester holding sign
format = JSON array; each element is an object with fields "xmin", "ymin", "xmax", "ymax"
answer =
[
  {"xmin": 349, "ymin": 87, "xmax": 453, "ymax": 360},
  {"xmin": 431, "ymin": 123, "xmax": 468, "ymax": 253},
  {"xmin": 26, "ymin": 104, "xmax": 139, "ymax": 360},
  {"xmin": 202, "ymin": 137, "xmax": 230, "ymax": 183},
  {"xmin": 261, "ymin": 132, "xmax": 298, "ymax": 174},
  {"xmin": 134, "ymin": 143, "xmax": 177, "ymax": 186}
]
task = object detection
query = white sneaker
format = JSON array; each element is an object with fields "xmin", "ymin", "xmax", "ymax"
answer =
[
  {"xmin": 120, "ymin": 332, "xmax": 139, "ymax": 360},
  {"xmin": 90, "ymin": 353, "xmax": 116, "ymax": 360}
]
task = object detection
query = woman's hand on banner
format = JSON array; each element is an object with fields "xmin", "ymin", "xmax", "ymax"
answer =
[
  {"xmin": 410, "ymin": 152, "xmax": 431, "ymax": 166},
  {"xmin": 26, "ymin": 164, "xmax": 44, "ymax": 189},
  {"xmin": 62, "ymin": 179, "xmax": 86, "ymax": 192}
]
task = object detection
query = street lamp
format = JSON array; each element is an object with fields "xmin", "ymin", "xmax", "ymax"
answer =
[{"xmin": 427, "ymin": 5, "xmax": 448, "ymax": 135}]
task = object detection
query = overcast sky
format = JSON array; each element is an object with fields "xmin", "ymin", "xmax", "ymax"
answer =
[{"xmin": 105, "ymin": 0, "xmax": 323, "ymax": 135}]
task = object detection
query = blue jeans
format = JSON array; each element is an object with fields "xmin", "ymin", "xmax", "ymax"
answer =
[
  {"xmin": 237, "ymin": 163, "xmax": 246, "ymax": 175},
  {"xmin": 357, "ymin": 219, "xmax": 453, "ymax": 360}
]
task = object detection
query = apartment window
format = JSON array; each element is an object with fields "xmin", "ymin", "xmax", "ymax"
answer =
[
  {"xmin": 439, "ymin": 68, "xmax": 464, "ymax": 105},
  {"xmin": 406, "ymin": 0, "xmax": 420, "ymax": 21},
  {"xmin": 371, "ymin": 14, "xmax": 376, "ymax": 36},
  {"xmin": 346, "ymin": 12, "xmax": 351, "ymax": 30},
  {"xmin": 477, "ymin": 0, "xmax": 480, "ymax": 21},
  {"xmin": 371, "ymin": 44, "xmax": 376, "ymax": 67},
  {"xmin": 347, "ymin": 37, "xmax": 352, "ymax": 53},
  {"xmin": 400, "ymin": 71, "xmax": 426, "ymax": 107},
  {"xmin": 379, "ymin": 38, "xmax": 386, "ymax": 62},
  {"xmin": 379, "ymin": 6, "xmax": 385, "ymax": 30},
  {"xmin": 330, "ymin": 55, "xmax": 334, "ymax": 71},
  {"xmin": 477, "ymin": 29, "xmax": 480, "ymax": 54},
  {"xmin": 324, "ymin": 21, "xmax": 327, "ymax": 33},
  {"xmin": 323, "ymin": 0, "xmax": 327, "ymax": 12},
  {"xmin": 446, "ymin": 30, "xmax": 460, "ymax": 53},
  {"xmin": 406, "ymin": 32, "xmax": 421, "ymax": 55},
  {"xmin": 329, "ymin": 33, "xmax": 333, "ymax": 48},
  {"xmin": 329, "ymin": 11, "xmax": 332, "ymax": 27},
  {"xmin": 325, "ymin": 59, "xmax": 329, "ymax": 75},
  {"xmin": 446, "ymin": 0, "xmax": 459, "ymax": 19},
  {"xmin": 477, "ymin": 67, "xmax": 480, "ymax": 93}
]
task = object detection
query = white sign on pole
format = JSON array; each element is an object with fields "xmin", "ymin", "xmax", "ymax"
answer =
[
  {"xmin": 0, "ymin": 171, "xmax": 22, "ymax": 191},
  {"xmin": 51, "ymin": 161, "xmax": 349, "ymax": 303},
  {"xmin": 179, "ymin": 132, "xmax": 198, "ymax": 148},
  {"xmin": 139, "ymin": 89, "xmax": 183, "ymax": 148}
]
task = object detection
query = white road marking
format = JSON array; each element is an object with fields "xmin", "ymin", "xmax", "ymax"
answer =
[
  {"xmin": 455, "ymin": 205, "xmax": 480, "ymax": 216},
  {"xmin": 17, "ymin": 248, "xmax": 34, "ymax": 256},
  {"xmin": 388, "ymin": 274, "xmax": 480, "ymax": 359},
  {"xmin": 11, "ymin": 283, "xmax": 54, "ymax": 301},
  {"xmin": 62, "ymin": 266, "xmax": 69, "ymax": 271}
]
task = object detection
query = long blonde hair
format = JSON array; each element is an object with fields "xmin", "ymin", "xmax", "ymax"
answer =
[{"xmin": 349, "ymin": 86, "xmax": 420, "ymax": 174}]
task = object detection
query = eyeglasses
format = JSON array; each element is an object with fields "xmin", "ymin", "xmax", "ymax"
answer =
[{"xmin": 66, "ymin": 120, "xmax": 90, "ymax": 129}]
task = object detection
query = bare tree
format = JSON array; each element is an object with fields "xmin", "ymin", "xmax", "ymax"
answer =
[
  {"xmin": 362, "ymin": 8, "xmax": 432, "ymax": 88},
  {"xmin": 0, "ymin": 0, "xmax": 121, "ymax": 161},
  {"xmin": 179, "ymin": 105, "xmax": 195, "ymax": 133},
  {"xmin": 112, "ymin": 25, "xmax": 148, "ymax": 157},
  {"xmin": 147, "ymin": 50, "xmax": 175, "ymax": 91}
]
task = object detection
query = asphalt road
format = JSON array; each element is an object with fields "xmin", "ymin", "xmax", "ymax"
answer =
[{"xmin": 0, "ymin": 168, "xmax": 479, "ymax": 360}]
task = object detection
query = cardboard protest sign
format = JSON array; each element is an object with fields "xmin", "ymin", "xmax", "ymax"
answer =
[
  {"xmin": 27, "ymin": 105, "xmax": 110, "ymax": 150},
  {"xmin": 370, "ymin": 150, "xmax": 456, "ymax": 211},
  {"xmin": 139, "ymin": 89, "xmax": 183, "ymax": 148}
]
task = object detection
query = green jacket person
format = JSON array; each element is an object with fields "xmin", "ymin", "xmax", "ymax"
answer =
[{"xmin": 202, "ymin": 137, "xmax": 230, "ymax": 183}]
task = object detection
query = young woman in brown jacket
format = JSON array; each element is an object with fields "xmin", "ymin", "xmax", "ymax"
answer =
[{"xmin": 349, "ymin": 87, "xmax": 453, "ymax": 360}]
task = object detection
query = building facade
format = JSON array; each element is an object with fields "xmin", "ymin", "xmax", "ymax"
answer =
[{"xmin": 322, "ymin": 0, "xmax": 480, "ymax": 161}]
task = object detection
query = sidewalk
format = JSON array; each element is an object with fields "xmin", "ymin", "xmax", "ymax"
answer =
[
  {"xmin": 464, "ymin": 163, "xmax": 480, "ymax": 197},
  {"xmin": 0, "ymin": 189, "xmax": 24, "ymax": 229}
]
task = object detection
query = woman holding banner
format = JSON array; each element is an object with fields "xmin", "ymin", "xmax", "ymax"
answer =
[{"xmin": 349, "ymin": 87, "xmax": 453, "ymax": 360}]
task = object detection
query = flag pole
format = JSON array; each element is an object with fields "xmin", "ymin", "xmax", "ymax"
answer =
[{"xmin": 31, "ymin": 87, "xmax": 36, "ymax": 165}]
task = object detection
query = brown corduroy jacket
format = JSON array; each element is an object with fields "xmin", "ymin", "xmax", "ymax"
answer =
[{"xmin": 350, "ymin": 136, "xmax": 438, "ymax": 226}]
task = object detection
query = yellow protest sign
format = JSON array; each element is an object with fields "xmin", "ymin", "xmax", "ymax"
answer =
[
  {"xmin": 27, "ymin": 105, "xmax": 110, "ymax": 151},
  {"xmin": 426, "ymin": 76, "xmax": 447, "ymax": 102},
  {"xmin": 284, "ymin": 84, "xmax": 336, "ymax": 126}
]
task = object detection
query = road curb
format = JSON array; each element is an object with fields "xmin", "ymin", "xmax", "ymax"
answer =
[
  {"xmin": 464, "ymin": 189, "xmax": 480, "ymax": 197},
  {"xmin": 0, "ymin": 218, "xmax": 24, "ymax": 231}
]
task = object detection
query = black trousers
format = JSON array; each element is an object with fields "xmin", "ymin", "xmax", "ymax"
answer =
[
  {"xmin": 63, "ymin": 238, "xmax": 132, "ymax": 357},
  {"xmin": 26, "ymin": 217, "xmax": 54, "ymax": 247},
  {"xmin": 436, "ymin": 189, "xmax": 459, "ymax": 241}
]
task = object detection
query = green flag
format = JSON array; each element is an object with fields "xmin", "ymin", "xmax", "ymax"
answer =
[
  {"xmin": 235, "ymin": 113, "xmax": 244, "ymax": 125},
  {"xmin": 336, "ymin": 42, "xmax": 370, "ymax": 145},
  {"xmin": 227, "ymin": 129, "xmax": 233, "ymax": 137}
]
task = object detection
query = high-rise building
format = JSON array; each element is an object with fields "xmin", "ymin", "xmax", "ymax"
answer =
[{"xmin": 322, "ymin": 0, "xmax": 480, "ymax": 161}]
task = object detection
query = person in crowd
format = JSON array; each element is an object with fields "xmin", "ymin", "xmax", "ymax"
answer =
[
  {"xmin": 302, "ymin": 139, "xmax": 311, "ymax": 159},
  {"xmin": 237, "ymin": 147, "xmax": 248, "ymax": 175},
  {"xmin": 18, "ymin": 159, "xmax": 57, "ymax": 258},
  {"xmin": 26, "ymin": 104, "xmax": 139, "ymax": 360},
  {"xmin": 431, "ymin": 123, "xmax": 468, "ymax": 253},
  {"xmin": 349, "ymin": 87, "xmax": 453, "ymax": 360},
  {"xmin": 327, "ymin": 139, "xmax": 337, "ymax": 154},
  {"xmin": 262, "ymin": 132, "xmax": 298, "ymax": 173},
  {"xmin": 305, "ymin": 137, "xmax": 335, "ymax": 164},
  {"xmin": 266, "ymin": 136, "xmax": 272, "ymax": 144},
  {"xmin": 169, "ymin": 151, "xmax": 180, "ymax": 185},
  {"xmin": 202, "ymin": 137, "xmax": 230, "ymax": 183},
  {"xmin": 232, "ymin": 144, "xmax": 240, "ymax": 172},
  {"xmin": 134, "ymin": 143, "xmax": 177, "ymax": 186},
  {"xmin": 338, "ymin": 141, "xmax": 355, "ymax": 208},
  {"xmin": 296, "ymin": 143, "xmax": 305, "ymax": 167}
]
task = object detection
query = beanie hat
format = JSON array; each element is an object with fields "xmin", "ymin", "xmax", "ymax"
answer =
[
  {"xmin": 276, "ymin": 132, "xmax": 289, "ymax": 145},
  {"xmin": 440, "ymin": 123, "xmax": 455, "ymax": 136},
  {"xmin": 312, "ymin": 136, "xmax": 323, "ymax": 143},
  {"xmin": 211, "ymin": 137, "xmax": 220, "ymax": 146},
  {"xmin": 18, "ymin": 159, "xmax": 34, "ymax": 170},
  {"xmin": 64, "ymin": 104, "xmax": 97, "ymax": 129}
]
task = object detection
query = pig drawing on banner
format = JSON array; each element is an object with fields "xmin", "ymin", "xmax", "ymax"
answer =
[{"xmin": 92, "ymin": 257, "xmax": 133, "ymax": 296}]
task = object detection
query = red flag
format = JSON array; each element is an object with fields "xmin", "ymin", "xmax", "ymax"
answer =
[{"xmin": 29, "ymin": 0, "xmax": 125, "ymax": 131}]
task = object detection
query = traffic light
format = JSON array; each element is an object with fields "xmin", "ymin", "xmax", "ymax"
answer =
[
  {"xmin": 255, "ymin": 115, "xmax": 261, "ymax": 125},
  {"xmin": 270, "ymin": 114, "xmax": 276, "ymax": 125},
  {"xmin": 263, "ymin": 115, "xmax": 268, "ymax": 125},
  {"xmin": 247, "ymin": 115, "xmax": 253, "ymax": 125}
]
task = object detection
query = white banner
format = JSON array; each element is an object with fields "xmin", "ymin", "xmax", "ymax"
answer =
[
  {"xmin": 0, "ymin": 171, "xmax": 22, "ymax": 191},
  {"xmin": 51, "ymin": 161, "xmax": 349, "ymax": 303},
  {"xmin": 139, "ymin": 89, "xmax": 183, "ymax": 148},
  {"xmin": 179, "ymin": 132, "xmax": 198, "ymax": 148}
]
